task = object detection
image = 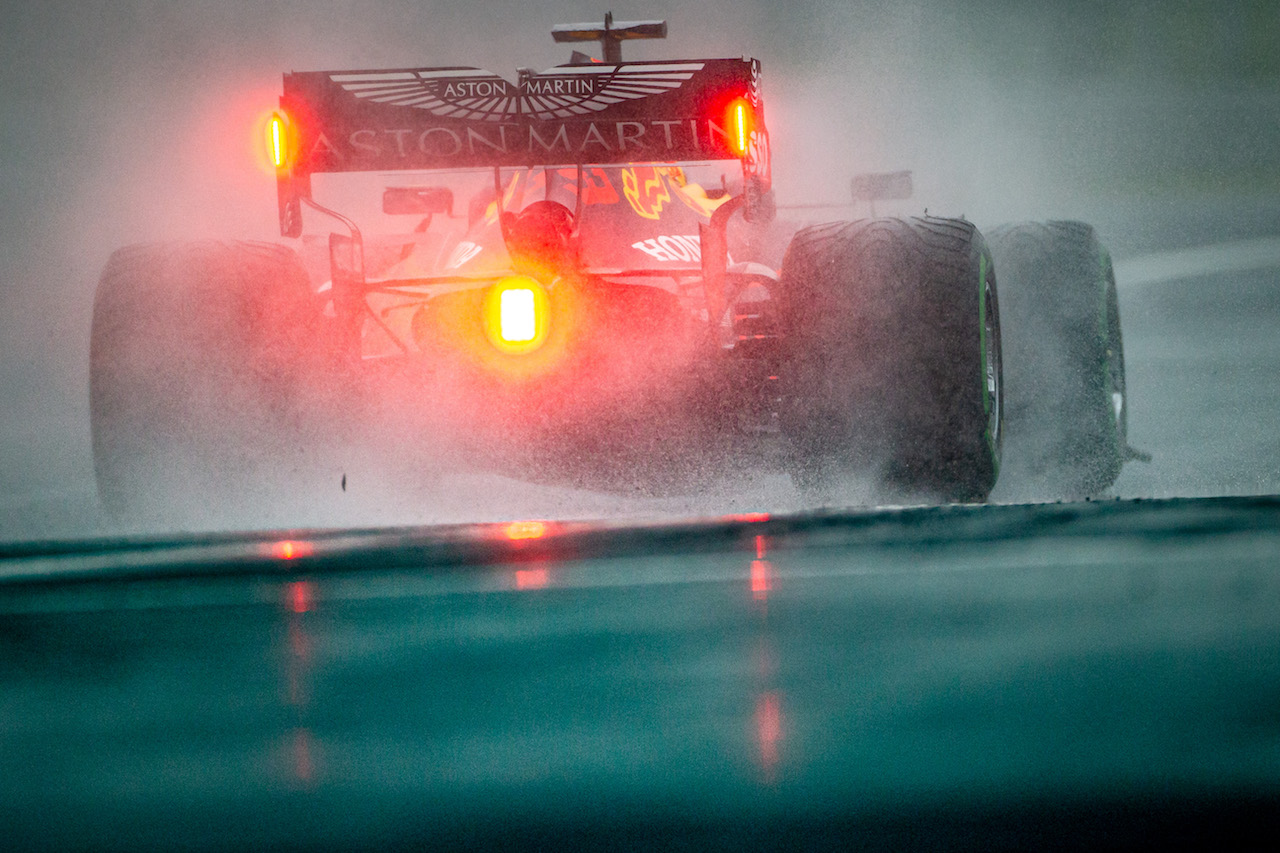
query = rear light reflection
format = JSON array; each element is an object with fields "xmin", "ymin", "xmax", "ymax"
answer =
[
  {"xmin": 514, "ymin": 567, "xmax": 550, "ymax": 590},
  {"xmin": 506, "ymin": 520, "xmax": 547, "ymax": 540},
  {"xmin": 751, "ymin": 559, "xmax": 771, "ymax": 600},
  {"xmin": 755, "ymin": 691, "xmax": 783, "ymax": 780},
  {"xmin": 270, "ymin": 539, "xmax": 314, "ymax": 561},
  {"xmin": 292, "ymin": 727, "xmax": 315, "ymax": 785},
  {"xmin": 278, "ymin": 571, "xmax": 318, "ymax": 787},
  {"xmin": 751, "ymin": 534, "xmax": 773, "ymax": 601},
  {"xmin": 286, "ymin": 580, "xmax": 314, "ymax": 614}
]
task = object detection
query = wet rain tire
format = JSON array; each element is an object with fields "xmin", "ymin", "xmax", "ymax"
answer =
[
  {"xmin": 779, "ymin": 217, "xmax": 1002, "ymax": 503},
  {"xmin": 988, "ymin": 221, "xmax": 1128, "ymax": 500},
  {"xmin": 90, "ymin": 241, "xmax": 325, "ymax": 521}
]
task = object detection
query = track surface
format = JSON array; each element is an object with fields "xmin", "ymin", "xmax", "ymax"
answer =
[{"xmin": 3, "ymin": 496, "xmax": 1280, "ymax": 850}]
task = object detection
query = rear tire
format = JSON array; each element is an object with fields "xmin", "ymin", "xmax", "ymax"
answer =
[
  {"xmin": 90, "ymin": 241, "xmax": 327, "ymax": 523},
  {"xmin": 988, "ymin": 221, "xmax": 1128, "ymax": 500},
  {"xmin": 779, "ymin": 217, "xmax": 1002, "ymax": 503}
]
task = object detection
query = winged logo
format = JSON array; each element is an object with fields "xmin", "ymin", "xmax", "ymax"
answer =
[{"xmin": 330, "ymin": 62, "xmax": 705, "ymax": 122}]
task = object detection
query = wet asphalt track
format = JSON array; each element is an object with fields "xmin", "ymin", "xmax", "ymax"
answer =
[{"xmin": 3, "ymin": 496, "xmax": 1280, "ymax": 850}]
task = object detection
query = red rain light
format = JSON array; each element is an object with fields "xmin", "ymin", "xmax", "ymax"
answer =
[
  {"xmin": 484, "ymin": 277, "xmax": 550, "ymax": 354},
  {"xmin": 501, "ymin": 288, "xmax": 537, "ymax": 342}
]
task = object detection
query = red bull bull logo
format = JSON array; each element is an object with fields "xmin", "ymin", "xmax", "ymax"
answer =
[{"xmin": 622, "ymin": 166, "xmax": 672, "ymax": 220}]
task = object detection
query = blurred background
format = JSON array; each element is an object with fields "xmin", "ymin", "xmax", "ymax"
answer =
[{"xmin": 3, "ymin": 0, "xmax": 1278, "ymax": 538}]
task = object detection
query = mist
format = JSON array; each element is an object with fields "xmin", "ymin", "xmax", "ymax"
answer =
[{"xmin": 3, "ymin": 1, "xmax": 1279, "ymax": 539}]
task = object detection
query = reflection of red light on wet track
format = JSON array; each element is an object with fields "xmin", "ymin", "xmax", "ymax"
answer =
[
  {"xmin": 751, "ymin": 534, "xmax": 772, "ymax": 600},
  {"xmin": 286, "ymin": 580, "xmax": 313, "ymax": 614},
  {"xmin": 271, "ymin": 540, "xmax": 314, "ymax": 561},
  {"xmin": 293, "ymin": 727, "xmax": 315, "ymax": 785},
  {"xmin": 279, "ymin": 573, "xmax": 318, "ymax": 786},
  {"xmin": 506, "ymin": 520, "xmax": 547, "ymax": 540},
  {"xmin": 283, "ymin": 581, "xmax": 314, "ymax": 706},
  {"xmin": 751, "ymin": 560, "xmax": 772, "ymax": 600},
  {"xmin": 756, "ymin": 691, "xmax": 783, "ymax": 779},
  {"xmin": 288, "ymin": 619, "xmax": 312, "ymax": 662},
  {"xmin": 515, "ymin": 567, "xmax": 550, "ymax": 589}
]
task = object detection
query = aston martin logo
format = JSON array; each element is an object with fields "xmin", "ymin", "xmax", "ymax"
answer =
[{"xmin": 330, "ymin": 62, "xmax": 705, "ymax": 121}]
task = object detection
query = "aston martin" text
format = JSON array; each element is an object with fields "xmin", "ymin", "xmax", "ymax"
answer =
[{"xmin": 304, "ymin": 118, "xmax": 738, "ymax": 164}]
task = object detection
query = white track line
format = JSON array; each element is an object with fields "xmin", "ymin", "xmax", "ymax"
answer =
[{"xmin": 1115, "ymin": 236, "xmax": 1280, "ymax": 286}]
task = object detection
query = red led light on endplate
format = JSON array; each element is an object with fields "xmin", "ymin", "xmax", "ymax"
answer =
[
  {"xmin": 271, "ymin": 116, "xmax": 284, "ymax": 166},
  {"xmin": 266, "ymin": 112, "xmax": 293, "ymax": 170},
  {"xmin": 726, "ymin": 98, "xmax": 755, "ymax": 157}
]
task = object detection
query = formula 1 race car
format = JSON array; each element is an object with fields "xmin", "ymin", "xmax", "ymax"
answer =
[{"xmin": 89, "ymin": 16, "xmax": 1133, "ymax": 519}]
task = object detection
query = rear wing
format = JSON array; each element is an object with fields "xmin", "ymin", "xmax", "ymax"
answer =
[{"xmin": 272, "ymin": 58, "xmax": 770, "ymax": 236}]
